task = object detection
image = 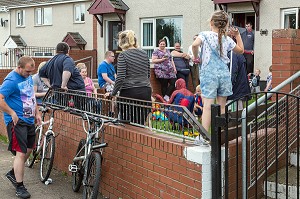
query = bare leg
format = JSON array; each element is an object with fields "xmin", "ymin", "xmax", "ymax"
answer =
[
  {"xmin": 14, "ymin": 149, "xmax": 32, "ymax": 182},
  {"xmin": 201, "ymin": 98, "xmax": 215, "ymax": 132},
  {"xmin": 216, "ymin": 96, "xmax": 227, "ymax": 114}
]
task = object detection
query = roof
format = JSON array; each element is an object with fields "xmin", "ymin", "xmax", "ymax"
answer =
[
  {"xmin": 0, "ymin": 0, "xmax": 91, "ymax": 9},
  {"xmin": 88, "ymin": 0, "xmax": 129, "ymax": 15},
  {"xmin": 4, "ymin": 35, "xmax": 27, "ymax": 48},
  {"xmin": 62, "ymin": 32, "xmax": 87, "ymax": 49},
  {"xmin": 212, "ymin": 0, "xmax": 260, "ymax": 3}
]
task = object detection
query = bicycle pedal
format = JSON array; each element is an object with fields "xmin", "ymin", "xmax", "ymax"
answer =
[{"xmin": 68, "ymin": 164, "xmax": 78, "ymax": 172}]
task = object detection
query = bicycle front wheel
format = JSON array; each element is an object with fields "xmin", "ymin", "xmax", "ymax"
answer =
[
  {"xmin": 83, "ymin": 152, "xmax": 101, "ymax": 199},
  {"xmin": 72, "ymin": 139, "xmax": 86, "ymax": 192},
  {"xmin": 40, "ymin": 134, "xmax": 55, "ymax": 183}
]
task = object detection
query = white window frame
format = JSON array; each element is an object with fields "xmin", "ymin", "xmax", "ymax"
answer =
[
  {"xmin": 33, "ymin": 52, "xmax": 53, "ymax": 57},
  {"xmin": 35, "ymin": 7, "xmax": 52, "ymax": 26},
  {"xmin": 281, "ymin": 8, "xmax": 299, "ymax": 29},
  {"xmin": 74, "ymin": 4, "xmax": 85, "ymax": 23},
  {"xmin": 141, "ymin": 16, "xmax": 183, "ymax": 60},
  {"xmin": 16, "ymin": 10, "xmax": 25, "ymax": 27}
]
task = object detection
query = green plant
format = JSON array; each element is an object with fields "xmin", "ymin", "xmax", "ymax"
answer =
[{"xmin": 0, "ymin": 135, "xmax": 8, "ymax": 143}]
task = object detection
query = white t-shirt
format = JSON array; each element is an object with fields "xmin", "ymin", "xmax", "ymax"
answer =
[
  {"xmin": 198, "ymin": 31, "xmax": 236, "ymax": 69},
  {"xmin": 188, "ymin": 45, "xmax": 201, "ymax": 66}
]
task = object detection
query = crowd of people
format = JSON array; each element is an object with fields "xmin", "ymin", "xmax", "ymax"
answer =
[{"xmin": 0, "ymin": 10, "xmax": 275, "ymax": 199}]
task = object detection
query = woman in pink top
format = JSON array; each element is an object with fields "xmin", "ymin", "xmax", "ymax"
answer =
[{"xmin": 76, "ymin": 63, "xmax": 97, "ymax": 96}]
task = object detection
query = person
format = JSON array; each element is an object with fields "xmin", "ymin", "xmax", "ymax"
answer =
[
  {"xmin": 97, "ymin": 51, "xmax": 117, "ymax": 93},
  {"xmin": 171, "ymin": 42, "xmax": 190, "ymax": 87},
  {"xmin": 39, "ymin": 42, "xmax": 85, "ymax": 91},
  {"xmin": 107, "ymin": 30, "xmax": 152, "ymax": 124},
  {"xmin": 154, "ymin": 78, "xmax": 195, "ymax": 127},
  {"xmin": 248, "ymin": 69, "xmax": 261, "ymax": 93},
  {"xmin": 76, "ymin": 63, "xmax": 97, "ymax": 97},
  {"xmin": 241, "ymin": 21, "xmax": 255, "ymax": 74},
  {"xmin": 264, "ymin": 66, "xmax": 272, "ymax": 92},
  {"xmin": 194, "ymin": 85, "xmax": 203, "ymax": 119},
  {"xmin": 188, "ymin": 34, "xmax": 201, "ymax": 91},
  {"xmin": 192, "ymin": 10, "xmax": 244, "ymax": 132},
  {"xmin": 152, "ymin": 39, "xmax": 177, "ymax": 102},
  {"xmin": 0, "ymin": 56, "xmax": 42, "ymax": 199},
  {"xmin": 32, "ymin": 61, "xmax": 49, "ymax": 104}
]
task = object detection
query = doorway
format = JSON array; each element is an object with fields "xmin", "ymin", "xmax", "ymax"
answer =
[
  {"xmin": 231, "ymin": 12, "xmax": 255, "ymax": 29},
  {"xmin": 108, "ymin": 21, "xmax": 122, "ymax": 66}
]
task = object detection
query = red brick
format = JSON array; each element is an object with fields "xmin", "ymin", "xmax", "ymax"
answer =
[
  {"xmin": 154, "ymin": 149, "xmax": 167, "ymax": 159},
  {"xmin": 148, "ymin": 155, "xmax": 159, "ymax": 165},
  {"xmin": 143, "ymin": 161, "xmax": 154, "ymax": 171},
  {"xmin": 159, "ymin": 175, "xmax": 173, "ymax": 186},
  {"xmin": 143, "ymin": 145, "xmax": 154, "ymax": 155},
  {"xmin": 154, "ymin": 165, "xmax": 167, "ymax": 175},
  {"xmin": 132, "ymin": 142, "xmax": 142, "ymax": 151},
  {"xmin": 166, "ymin": 186, "xmax": 181, "ymax": 198},
  {"xmin": 137, "ymin": 151, "xmax": 148, "ymax": 161},
  {"xmin": 273, "ymin": 38, "xmax": 294, "ymax": 44},
  {"xmin": 173, "ymin": 163, "xmax": 187, "ymax": 175},
  {"xmin": 160, "ymin": 159, "xmax": 173, "ymax": 170},
  {"xmin": 166, "ymin": 169, "xmax": 180, "ymax": 180}
]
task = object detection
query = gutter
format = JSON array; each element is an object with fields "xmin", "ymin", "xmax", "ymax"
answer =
[{"xmin": 7, "ymin": 0, "xmax": 90, "ymax": 9}]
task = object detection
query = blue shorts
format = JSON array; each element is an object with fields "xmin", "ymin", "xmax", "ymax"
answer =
[{"xmin": 200, "ymin": 66, "xmax": 232, "ymax": 99}]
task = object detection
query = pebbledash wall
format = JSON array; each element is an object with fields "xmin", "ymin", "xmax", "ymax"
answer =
[{"xmin": 0, "ymin": 29, "xmax": 299, "ymax": 199}]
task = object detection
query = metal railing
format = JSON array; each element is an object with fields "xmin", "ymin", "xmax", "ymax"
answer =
[
  {"xmin": 0, "ymin": 46, "xmax": 55, "ymax": 68},
  {"xmin": 42, "ymin": 88, "xmax": 210, "ymax": 143}
]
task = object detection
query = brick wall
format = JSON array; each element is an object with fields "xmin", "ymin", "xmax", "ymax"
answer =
[
  {"xmin": 272, "ymin": 29, "xmax": 300, "ymax": 93},
  {"xmin": 0, "ymin": 111, "xmax": 204, "ymax": 199}
]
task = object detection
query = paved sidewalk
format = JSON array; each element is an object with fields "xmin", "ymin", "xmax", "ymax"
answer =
[{"xmin": 0, "ymin": 141, "xmax": 83, "ymax": 199}]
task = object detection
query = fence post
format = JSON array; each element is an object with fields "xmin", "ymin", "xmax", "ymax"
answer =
[{"xmin": 211, "ymin": 104, "xmax": 222, "ymax": 199}]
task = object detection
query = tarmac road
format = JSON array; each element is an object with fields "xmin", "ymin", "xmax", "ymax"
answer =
[{"xmin": 0, "ymin": 140, "xmax": 84, "ymax": 199}]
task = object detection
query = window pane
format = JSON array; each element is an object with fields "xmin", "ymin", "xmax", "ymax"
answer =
[
  {"xmin": 35, "ymin": 8, "xmax": 42, "ymax": 25},
  {"xmin": 81, "ymin": 4, "xmax": 85, "ymax": 21},
  {"xmin": 43, "ymin": 7, "xmax": 52, "ymax": 25},
  {"xmin": 74, "ymin": 5, "xmax": 81, "ymax": 21},
  {"xmin": 156, "ymin": 17, "xmax": 182, "ymax": 47},
  {"xmin": 143, "ymin": 23, "xmax": 153, "ymax": 46},
  {"xmin": 284, "ymin": 13, "xmax": 296, "ymax": 29}
]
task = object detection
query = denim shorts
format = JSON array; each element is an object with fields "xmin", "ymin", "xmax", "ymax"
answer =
[{"xmin": 200, "ymin": 66, "xmax": 232, "ymax": 99}]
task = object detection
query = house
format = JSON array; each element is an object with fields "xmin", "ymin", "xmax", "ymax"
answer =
[
  {"xmin": 0, "ymin": 0, "xmax": 94, "ymax": 57},
  {"xmin": 1, "ymin": 0, "xmax": 299, "ymax": 78}
]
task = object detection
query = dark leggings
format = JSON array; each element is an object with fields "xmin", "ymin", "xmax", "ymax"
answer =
[
  {"xmin": 176, "ymin": 72, "xmax": 189, "ymax": 88},
  {"xmin": 158, "ymin": 78, "xmax": 176, "ymax": 97}
]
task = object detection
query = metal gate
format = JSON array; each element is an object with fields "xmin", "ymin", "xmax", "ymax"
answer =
[{"xmin": 211, "ymin": 72, "xmax": 300, "ymax": 199}]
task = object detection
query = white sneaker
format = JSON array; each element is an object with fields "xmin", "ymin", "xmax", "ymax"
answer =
[{"xmin": 194, "ymin": 135, "xmax": 209, "ymax": 146}]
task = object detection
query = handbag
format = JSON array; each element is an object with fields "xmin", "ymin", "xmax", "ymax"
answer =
[{"xmin": 173, "ymin": 56, "xmax": 190, "ymax": 75}]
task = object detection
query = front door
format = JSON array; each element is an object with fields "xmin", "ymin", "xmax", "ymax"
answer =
[{"xmin": 108, "ymin": 21, "xmax": 122, "ymax": 66}]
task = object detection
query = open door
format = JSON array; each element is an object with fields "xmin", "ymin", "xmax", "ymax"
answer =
[{"xmin": 108, "ymin": 21, "xmax": 122, "ymax": 67}]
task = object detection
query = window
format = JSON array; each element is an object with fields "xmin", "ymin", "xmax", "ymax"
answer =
[
  {"xmin": 74, "ymin": 4, "xmax": 85, "ymax": 23},
  {"xmin": 141, "ymin": 16, "xmax": 183, "ymax": 58},
  {"xmin": 281, "ymin": 8, "xmax": 299, "ymax": 29},
  {"xmin": 16, "ymin": 10, "xmax": 25, "ymax": 27},
  {"xmin": 34, "ymin": 52, "xmax": 53, "ymax": 57},
  {"xmin": 35, "ymin": 7, "xmax": 52, "ymax": 26}
]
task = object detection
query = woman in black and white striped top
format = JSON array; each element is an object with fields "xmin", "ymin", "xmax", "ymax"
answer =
[{"xmin": 109, "ymin": 30, "xmax": 152, "ymax": 124}]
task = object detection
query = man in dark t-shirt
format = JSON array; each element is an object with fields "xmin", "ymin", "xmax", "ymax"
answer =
[
  {"xmin": 241, "ymin": 22, "xmax": 255, "ymax": 74},
  {"xmin": 39, "ymin": 42, "xmax": 85, "ymax": 91}
]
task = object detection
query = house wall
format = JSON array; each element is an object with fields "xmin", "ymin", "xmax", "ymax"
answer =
[
  {"xmin": 9, "ymin": 1, "xmax": 94, "ymax": 50},
  {"xmin": 0, "ymin": 12, "xmax": 10, "ymax": 53},
  {"xmin": 96, "ymin": 0, "xmax": 215, "ymax": 61}
]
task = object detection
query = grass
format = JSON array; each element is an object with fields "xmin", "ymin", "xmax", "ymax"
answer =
[{"xmin": 0, "ymin": 135, "xmax": 8, "ymax": 143}]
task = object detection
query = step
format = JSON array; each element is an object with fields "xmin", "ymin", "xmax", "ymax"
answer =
[{"xmin": 264, "ymin": 166, "xmax": 300, "ymax": 199}]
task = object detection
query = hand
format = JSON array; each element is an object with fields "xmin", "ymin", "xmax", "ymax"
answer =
[
  {"xmin": 35, "ymin": 113, "xmax": 42, "ymax": 126},
  {"xmin": 61, "ymin": 86, "xmax": 68, "ymax": 91},
  {"xmin": 104, "ymin": 92, "xmax": 111, "ymax": 98},
  {"xmin": 251, "ymin": 50, "xmax": 254, "ymax": 55},
  {"xmin": 11, "ymin": 112, "xmax": 19, "ymax": 126},
  {"xmin": 229, "ymin": 26, "xmax": 240, "ymax": 37},
  {"xmin": 193, "ymin": 57, "xmax": 200, "ymax": 64}
]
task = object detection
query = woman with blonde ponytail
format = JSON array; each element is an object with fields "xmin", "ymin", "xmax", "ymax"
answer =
[
  {"xmin": 108, "ymin": 30, "xmax": 151, "ymax": 124},
  {"xmin": 191, "ymin": 10, "xmax": 244, "ymax": 133}
]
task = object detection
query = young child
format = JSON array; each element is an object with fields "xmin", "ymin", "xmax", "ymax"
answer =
[
  {"xmin": 264, "ymin": 66, "xmax": 272, "ymax": 92},
  {"xmin": 194, "ymin": 85, "xmax": 203, "ymax": 119},
  {"xmin": 249, "ymin": 68, "xmax": 261, "ymax": 93},
  {"xmin": 191, "ymin": 10, "xmax": 244, "ymax": 132}
]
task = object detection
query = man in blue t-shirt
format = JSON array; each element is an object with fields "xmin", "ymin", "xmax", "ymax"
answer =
[
  {"xmin": 97, "ymin": 51, "xmax": 116, "ymax": 92},
  {"xmin": 241, "ymin": 22, "xmax": 255, "ymax": 74},
  {"xmin": 0, "ymin": 56, "xmax": 41, "ymax": 198}
]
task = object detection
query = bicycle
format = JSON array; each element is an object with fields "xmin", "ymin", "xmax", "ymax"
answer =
[
  {"xmin": 26, "ymin": 105, "xmax": 58, "ymax": 184},
  {"xmin": 68, "ymin": 112, "xmax": 128, "ymax": 199}
]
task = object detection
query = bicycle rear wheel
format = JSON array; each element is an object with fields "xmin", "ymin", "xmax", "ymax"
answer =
[
  {"xmin": 72, "ymin": 139, "xmax": 86, "ymax": 192},
  {"xmin": 40, "ymin": 134, "xmax": 55, "ymax": 183},
  {"xmin": 83, "ymin": 152, "xmax": 101, "ymax": 199},
  {"xmin": 26, "ymin": 126, "xmax": 41, "ymax": 168}
]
